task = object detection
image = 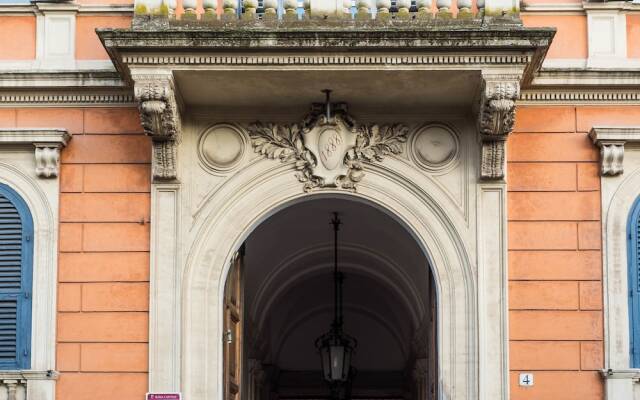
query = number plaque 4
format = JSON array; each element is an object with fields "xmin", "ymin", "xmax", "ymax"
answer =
[{"xmin": 518, "ymin": 373, "xmax": 534, "ymax": 387}]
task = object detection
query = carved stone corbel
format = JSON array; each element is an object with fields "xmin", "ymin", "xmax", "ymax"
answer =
[
  {"xmin": 589, "ymin": 127, "xmax": 640, "ymax": 176},
  {"xmin": 0, "ymin": 129, "xmax": 70, "ymax": 179},
  {"xmin": 478, "ymin": 77, "xmax": 520, "ymax": 180},
  {"xmin": 134, "ymin": 76, "xmax": 182, "ymax": 181},
  {"xmin": 35, "ymin": 144, "xmax": 63, "ymax": 178}
]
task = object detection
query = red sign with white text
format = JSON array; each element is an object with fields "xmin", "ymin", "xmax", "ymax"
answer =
[{"xmin": 146, "ymin": 394, "xmax": 181, "ymax": 400}]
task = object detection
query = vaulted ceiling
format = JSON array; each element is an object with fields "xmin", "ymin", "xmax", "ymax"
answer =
[{"xmin": 244, "ymin": 197, "xmax": 433, "ymax": 372}]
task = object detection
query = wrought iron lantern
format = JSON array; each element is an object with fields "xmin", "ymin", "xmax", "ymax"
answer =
[{"xmin": 315, "ymin": 212, "xmax": 357, "ymax": 400}]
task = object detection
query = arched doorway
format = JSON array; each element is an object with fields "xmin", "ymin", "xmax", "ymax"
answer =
[{"xmin": 224, "ymin": 198, "xmax": 438, "ymax": 400}]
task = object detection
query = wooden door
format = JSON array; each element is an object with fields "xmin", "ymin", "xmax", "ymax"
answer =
[{"xmin": 224, "ymin": 245, "xmax": 245, "ymax": 400}]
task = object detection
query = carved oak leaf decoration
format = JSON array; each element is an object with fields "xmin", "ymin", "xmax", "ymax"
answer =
[
  {"xmin": 248, "ymin": 122, "xmax": 305, "ymax": 163},
  {"xmin": 248, "ymin": 117, "xmax": 408, "ymax": 192},
  {"xmin": 353, "ymin": 123, "xmax": 409, "ymax": 162}
]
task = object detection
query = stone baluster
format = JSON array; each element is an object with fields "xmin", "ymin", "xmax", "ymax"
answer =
[
  {"xmin": 436, "ymin": 0, "xmax": 452, "ymax": 17},
  {"xmin": 476, "ymin": 0, "xmax": 485, "ymax": 15},
  {"xmin": 457, "ymin": 0, "xmax": 471, "ymax": 17},
  {"xmin": 5, "ymin": 380, "xmax": 17, "ymax": 400},
  {"xmin": 165, "ymin": 0, "xmax": 177, "ymax": 17},
  {"xmin": 342, "ymin": 0, "xmax": 353, "ymax": 17},
  {"xmin": 203, "ymin": 0, "xmax": 217, "ymax": 18},
  {"xmin": 303, "ymin": 0, "xmax": 310, "ymax": 15},
  {"xmin": 263, "ymin": 0, "xmax": 277, "ymax": 18},
  {"xmin": 416, "ymin": 0, "xmax": 432, "ymax": 18},
  {"xmin": 182, "ymin": 0, "xmax": 198, "ymax": 18},
  {"xmin": 355, "ymin": 0, "xmax": 370, "ymax": 19},
  {"xmin": 283, "ymin": 0, "xmax": 298, "ymax": 19},
  {"xmin": 242, "ymin": 0, "xmax": 257, "ymax": 19},
  {"xmin": 396, "ymin": 0, "xmax": 411, "ymax": 17},
  {"xmin": 222, "ymin": 0, "xmax": 238, "ymax": 18},
  {"xmin": 376, "ymin": 0, "xmax": 391, "ymax": 18}
]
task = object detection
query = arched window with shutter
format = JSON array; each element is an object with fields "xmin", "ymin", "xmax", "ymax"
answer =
[
  {"xmin": 0, "ymin": 184, "xmax": 32, "ymax": 370},
  {"xmin": 629, "ymin": 197, "xmax": 640, "ymax": 368}
]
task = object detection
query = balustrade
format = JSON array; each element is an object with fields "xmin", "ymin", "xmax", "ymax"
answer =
[
  {"xmin": 132, "ymin": 0, "xmax": 519, "ymax": 22},
  {"xmin": 0, "ymin": 377, "xmax": 26, "ymax": 400}
]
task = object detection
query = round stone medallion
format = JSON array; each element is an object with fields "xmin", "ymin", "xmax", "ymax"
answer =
[
  {"xmin": 199, "ymin": 125, "xmax": 245, "ymax": 172},
  {"xmin": 411, "ymin": 124, "xmax": 459, "ymax": 171}
]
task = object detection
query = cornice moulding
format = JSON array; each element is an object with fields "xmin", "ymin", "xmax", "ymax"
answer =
[
  {"xmin": 0, "ymin": 71, "xmax": 125, "ymax": 88},
  {"xmin": 589, "ymin": 126, "xmax": 640, "ymax": 143},
  {"xmin": 521, "ymin": 3, "xmax": 584, "ymax": 13},
  {"xmin": 0, "ymin": 89, "xmax": 135, "ymax": 108},
  {"xmin": 0, "ymin": 128, "xmax": 71, "ymax": 178},
  {"xmin": 519, "ymin": 90, "xmax": 640, "ymax": 104},
  {"xmin": 0, "ymin": 4, "xmax": 132, "ymax": 15},
  {"xmin": 601, "ymin": 368, "xmax": 640, "ymax": 380},
  {"xmin": 98, "ymin": 26, "xmax": 555, "ymax": 86},
  {"xmin": 583, "ymin": 1, "xmax": 640, "ymax": 11},
  {"xmin": 0, "ymin": 129, "xmax": 71, "ymax": 146},
  {"xmin": 534, "ymin": 69, "xmax": 640, "ymax": 86},
  {"xmin": 589, "ymin": 126, "xmax": 640, "ymax": 176}
]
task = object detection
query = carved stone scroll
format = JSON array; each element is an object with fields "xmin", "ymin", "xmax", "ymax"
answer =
[
  {"xmin": 247, "ymin": 107, "xmax": 407, "ymax": 192},
  {"xmin": 478, "ymin": 77, "xmax": 519, "ymax": 180},
  {"xmin": 134, "ymin": 76, "xmax": 181, "ymax": 181}
]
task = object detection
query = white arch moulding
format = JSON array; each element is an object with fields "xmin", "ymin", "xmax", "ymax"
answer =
[
  {"xmin": 149, "ymin": 152, "xmax": 509, "ymax": 400},
  {"xmin": 600, "ymin": 143, "xmax": 640, "ymax": 399}
]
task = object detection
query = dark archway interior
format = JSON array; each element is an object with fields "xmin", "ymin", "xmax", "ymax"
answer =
[{"xmin": 241, "ymin": 198, "xmax": 437, "ymax": 400}]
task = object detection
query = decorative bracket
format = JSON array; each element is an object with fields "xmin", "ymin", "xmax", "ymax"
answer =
[
  {"xmin": 133, "ymin": 74, "xmax": 182, "ymax": 181},
  {"xmin": 477, "ymin": 76, "xmax": 520, "ymax": 180},
  {"xmin": 589, "ymin": 126, "xmax": 640, "ymax": 176},
  {"xmin": 0, "ymin": 129, "xmax": 70, "ymax": 179},
  {"xmin": 247, "ymin": 103, "xmax": 407, "ymax": 192}
]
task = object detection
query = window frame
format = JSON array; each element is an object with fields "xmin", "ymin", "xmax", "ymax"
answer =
[
  {"xmin": 629, "ymin": 196, "xmax": 640, "ymax": 368},
  {"xmin": 0, "ymin": 184, "xmax": 33, "ymax": 370}
]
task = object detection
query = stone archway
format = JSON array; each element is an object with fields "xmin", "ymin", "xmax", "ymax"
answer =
[{"xmin": 167, "ymin": 149, "xmax": 505, "ymax": 400}]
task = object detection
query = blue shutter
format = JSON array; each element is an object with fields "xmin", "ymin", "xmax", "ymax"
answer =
[
  {"xmin": 629, "ymin": 197, "xmax": 640, "ymax": 368},
  {"xmin": 0, "ymin": 184, "xmax": 32, "ymax": 370}
]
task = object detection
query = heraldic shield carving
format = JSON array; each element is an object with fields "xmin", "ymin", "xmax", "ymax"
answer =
[{"xmin": 247, "ymin": 95, "xmax": 408, "ymax": 192}]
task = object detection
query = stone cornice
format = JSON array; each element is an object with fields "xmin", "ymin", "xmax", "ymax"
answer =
[
  {"xmin": 601, "ymin": 368, "xmax": 640, "ymax": 381},
  {"xmin": 0, "ymin": 71, "xmax": 125, "ymax": 88},
  {"xmin": 97, "ymin": 24, "xmax": 555, "ymax": 86},
  {"xmin": 0, "ymin": 129, "xmax": 71, "ymax": 146},
  {"xmin": 0, "ymin": 129, "xmax": 71, "ymax": 178},
  {"xmin": 589, "ymin": 126, "xmax": 640, "ymax": 176}
]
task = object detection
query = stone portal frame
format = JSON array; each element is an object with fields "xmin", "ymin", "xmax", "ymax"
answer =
[
  {"xmin": 150, "ymin": 154, "xmax": 508, "ymax": 400},
  {"xmin": 98, "ymin": 22, "xmax": 554, "ymax": 400}
]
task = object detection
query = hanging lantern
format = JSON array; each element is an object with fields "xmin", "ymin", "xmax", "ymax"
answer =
[{"xmin": 315, "ymin": 212, "xmax": 357, "ymax": 399}]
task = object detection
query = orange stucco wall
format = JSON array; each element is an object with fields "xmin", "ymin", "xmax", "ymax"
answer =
[
  {"xmin": 628, "ymin": 14, "xmax": 640, "ymax": 59},
  {"xmin": 76, "ymin": 16, "xmax": 132, "ymax": 60},
  {"xmin": 507, "ymin": 105, "xmax": 640, "ymax": 400},
  {"xmin": 0, "ymin": 108, "xmax": 151, "ymax": 400},
  {"xmin": 0, "ymin": 16, "xmax": 36, "ymax": 60},
  {"xmin": 4, "ymin": 103, "xmax": 640, "ymax": 399},
  {"xmin": 522, "ymin": 15, "xmax": 588, "ymax": 59}
]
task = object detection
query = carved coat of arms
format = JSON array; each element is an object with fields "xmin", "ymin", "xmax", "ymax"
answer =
[{"xmin": 247, "ymin": 103, "xmax": 408, "ymax": 192}]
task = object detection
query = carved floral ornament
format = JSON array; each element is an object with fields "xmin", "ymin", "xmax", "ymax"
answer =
[{"xmin": 247, "ymin": 106, "xmax": 408, "ymax": 192}]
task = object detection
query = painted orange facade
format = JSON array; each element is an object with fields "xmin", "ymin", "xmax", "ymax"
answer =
[{"xmin": 1, "ymin": 0, "xmax": 640, "ymax": 398}]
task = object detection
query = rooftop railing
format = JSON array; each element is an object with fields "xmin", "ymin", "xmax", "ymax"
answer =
[{"xmin": 133, "ymin": 0, "xmax": 519, "ymax": 23}]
